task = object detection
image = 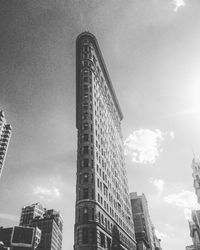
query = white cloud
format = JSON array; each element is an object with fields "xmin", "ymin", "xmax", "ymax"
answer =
[
  {"xmin": 124, "ymin": 129, "xmax": 174, "ymax": 164},
  {"xmin": 150, "ymin": 178, "xmax": 165, "ymax": 194},
  {"xmin": 0, "ymin": 213, "xmax": 18, "ymax": 222},
  {"xmin": 173, "ymin": 0, "xmax": 186, "ymax": 12},
  {"xmin": 155, "ymin": 229, "xmax": 168, "ymax": 240},
  {"xmin": 164, "ymin": 190, "xmax": 199, "ymax": 219},
  {"xmin": 184, "ymin": 207, "xmax": 193, "ymax": 220},
  {"xmin": 33, "ymin": 186, "xmax": 61, "ymax": 200}
]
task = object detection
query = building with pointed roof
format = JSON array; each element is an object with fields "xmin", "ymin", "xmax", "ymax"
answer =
[{"xmin": 74, "ymin": 32, "xmax": 136, "ymax": 250}]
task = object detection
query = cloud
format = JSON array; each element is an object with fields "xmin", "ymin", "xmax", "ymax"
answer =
[
  {"xmin": 33, "ymin": 186, "xmax": 61, "ymax": 200},
  {"xmin": 184, "ymin": 207, "xmax": 193, "ymax": 220},
  {"xmin": 164, "ymin": 190, "xmax": 199, "ymax": 219},
  {"xmin": 0, "ymin": 213, "xmax": 18, "ymax": 222},
  {"xmin": 124, "ymin": 129, "xmax": 174, "ymax": 164},
  {"xmin": 150, "ymin": 178, "xmax": 165, "ymax": 194},
  {"xmin": 155, "ymin": 229, "xmax": 168, "ymax": 240},
  {"xmin": 173, "ymin": 0, "xmax": 186, "ymax": 12}
]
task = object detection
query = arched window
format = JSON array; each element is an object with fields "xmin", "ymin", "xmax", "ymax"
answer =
[
  {"xmin": 83, "ymin": 207, "xmax": 88, "ymax": 221},
  {"xmin": 83, "ymin": 173, "xmax": 89, "ymax": 183}
]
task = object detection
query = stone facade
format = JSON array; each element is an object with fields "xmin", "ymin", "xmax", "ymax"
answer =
[{"xmin": 74, "ymin": 32, "xmax": 136, "ymax": 250}]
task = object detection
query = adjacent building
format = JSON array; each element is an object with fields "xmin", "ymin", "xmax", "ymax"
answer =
[
  {"xmin": 191, "ymin": 157, "xmax": 200, "ymax": 204},
  {"xmin": 188, "ymin": 210, "xmax": 200, "ymax": 250},
  {"xmin": 189, "ymin": 158, "xmax": 200, "ymax": 249},
  {"xmin": 19, "ymin": 203, "xmax": 45, "ymax": 226},
  {"xmin": 0, "ymin": 225, "xmax": 41, "ymax": 250},
  {"xmin": 130, "ymin": 192, "xmax": 161, "ymax": 250},
  {"xmin": 0, "ymin": 110, "xmax": 12, "ymax": 179},
  {"xmin": 185, "ymin": 245, "xmax": 195, "ymax": 250},
  {"xmin": 20, "ymin": 203, "xmax": 63, "ymax": 250},
  {"xmin": 152, "ymin": 226, "xmax": 162, "ymax": 250},
  {"xmin": 74, "ymin": 32, "xmax": 136, "ymax": 250}
]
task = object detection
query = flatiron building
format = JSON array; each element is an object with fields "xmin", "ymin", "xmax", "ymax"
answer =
[{"xmin": 74, "ymin": 32, "xmax": 136, "ymax": 250}]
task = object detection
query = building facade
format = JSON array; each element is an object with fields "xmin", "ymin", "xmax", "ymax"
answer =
[
  {"xmin": 188, "ymin": 210, "xmax": 200, "ymax": 250},
  {"xmin": 20, "ymin": 203, "xmax": 63, "ymax": 250},
  {"xmin": 185, "ymin": 245, "xmax": 195, "ymax": 250},
  {"xmin": 130, "ymin": 192, "xmax": 160, "ymax": 250},
  {"xmin": 191, "ymin": 157, "xmax": 200, "ymax": 204},
  {"xmin": 0, "ymin": 226, "xmax": 41, "ymax": 250},
  {"xmin": 152, "ymin": 226, "xmax": 162, "ymax": 250},
  {"xmin": 19, "ymin": 203, "xmax": 45, "ymax": 226},
  {"xmin": 0, "ymin": 110, "xmax": 12, "ymax": 178},
  {"xmin": 74, "ymin": 32, "xmax": 136, "ymax": 250}
]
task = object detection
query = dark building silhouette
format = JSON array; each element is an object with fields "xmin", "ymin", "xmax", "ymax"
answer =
[
  {"xmin": 74, "ymin": 32, "xmax": 136, "ymax": 250},
  {"xmin": 0, "ymin": 110, "xmax": 12, "ymax": 179},
  {"xmin": 20, "ymin": 203, "xmax": 63, "ymax": 250}
]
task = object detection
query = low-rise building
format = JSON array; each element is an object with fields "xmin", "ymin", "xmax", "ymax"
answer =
[
  {"xmin": 20, "ymin": 203, "xmax": 63, "ymax": 250},
  {"xmin": 0, "ymin": 226, "xmax": 41, "ymax": 250}
]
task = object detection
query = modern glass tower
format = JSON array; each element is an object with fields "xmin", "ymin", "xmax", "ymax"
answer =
[
  {"xmin": 74, "ymin": 32, "xmax": 136, "ymax": 250},
  {"xmin": 0, "ymin": 110, "xmax": 12, "ymax": 179}
]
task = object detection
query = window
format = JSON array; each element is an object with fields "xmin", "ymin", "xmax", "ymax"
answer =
[
  {"xmin": 79, "ymin": 174, "xmax": 81, "ymax": 184},
  {"xmin": 84, "ymin": 93, "xmax": 89, "ymax": 99},
  {"xmin": 105, "ymin": 218, "xmax": 107, "ymax": 229},
  {"xmin": 83, "ymin": 134, "xmax": 89, "ymax": 142},
  {"xmin": 83, "ymin": 173, "xmax": 89, "ymax": 183},
  {"xmin": 98, "ymin": 212, "xmax": 101, "ymax": 223},
  {"xmin": 91, "ymin": 228, "xmax": 96, "ymax": 243},
  {"xmin": 78, "ymin": 208, "xmax": 81, "ymax": 222},
  {"xmin": 83, "ymin": 188, "xmax": 89, "ymax": 199},
  {"xmin": 93, "ymin": 55, "xmax": 97, "ymax": 65},
  {"xmin": 101, "ymin": 214, "xmax": 104, "ymax": 225},
  {"xmin": 83, "ymin": 45, "xmax": 88, "ymax": 52},
  {"xmin": 82, "ymin": 159, "xmax": 89, "ymax": 168},
  {"xmin": 82, "ymin": 112, "xmax": 89, "ymax": 119},
  {"xmin": 82, "ymin": 228, "xmax": 88, "ymax": 244},
  {"xmin": 83, "ymin": 146, "xmax": 89, "ymax": 155},
  {"xmin": 83, "ymin": 85, "xmax": 89, "ymax": 92},
  {"xmin": 83, "ymin": 122, "xmax": 89, "ymax": 130},
  {"xmin": 77, "ymin": 229, "xmax": 80, "ymax": 245},
  {"xmin": 83, "ymin": 207, "xmax": 88, "ymax": 221},
  {"xmin": 107, "ymin": 237, "xmax": 111, "ymax": 250},
  {"xmin": 83, "ymin": 76, "xmax": 89, "ymax": 82},
  {"xmin": 100, "ymin": 232, "xmax": 105, "ymax": 248},
  {"xmin": 91, "ymin": 208, "xmax": 94, "ymax": 220},
  {"xmin": 83, "ymin": 103, "xmax": 88, "ymax": 110}
]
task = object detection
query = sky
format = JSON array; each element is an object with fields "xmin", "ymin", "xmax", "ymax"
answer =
[{"xmin": 0, "ymin": 0, "xmax": 200, "ymax": 249}]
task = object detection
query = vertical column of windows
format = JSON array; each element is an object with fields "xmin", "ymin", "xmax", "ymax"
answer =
[{"xmin": 77, "ymin": 42, "xmax": 94, "ymax": 202}]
